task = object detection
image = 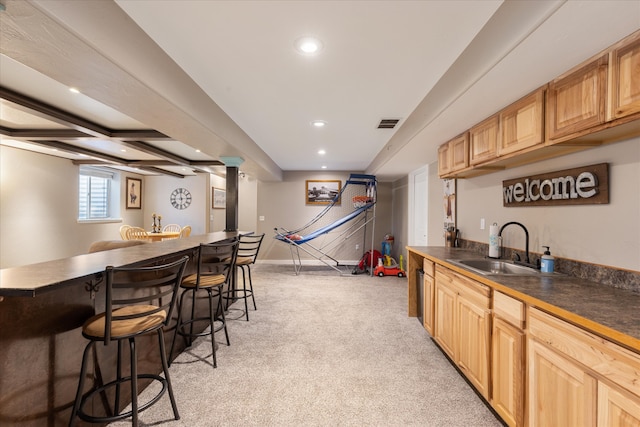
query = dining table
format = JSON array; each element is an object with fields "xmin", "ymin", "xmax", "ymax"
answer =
[{"xmin": 144, "ymin": 231, "xmax": 181, "ymax": 241}]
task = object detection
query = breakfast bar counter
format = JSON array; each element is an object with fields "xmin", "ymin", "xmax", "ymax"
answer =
[{"xmin": 0, "ymin": 231, "xmax": 242, "ymax": 426}]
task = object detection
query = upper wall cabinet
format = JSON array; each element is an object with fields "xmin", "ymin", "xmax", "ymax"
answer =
[
  {"xmin": 438, "ymin": 133, "xmax": 469, "ymax": 177},
  {"xmin": 499, "ymin": 87, "xmax": 545, "ymax": 156},
  {"xmin": 469, "ymin": 115, "xmax": 499, "ymax": 166},
  {"xmin": 547, "ymin": 54, "xmax": 608, "ymax": 141},
  {"xmin": 436, "ymin": 29, "xmax": 640, "ymax": 179},
  {"xmin": 608, "ymin": 31, "xmax": 640, "ymax": 121}
]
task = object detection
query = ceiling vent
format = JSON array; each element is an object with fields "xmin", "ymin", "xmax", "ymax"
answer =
[{"xmin": 377, "ymin": 118, "xmax": 400, "ymax": 129}]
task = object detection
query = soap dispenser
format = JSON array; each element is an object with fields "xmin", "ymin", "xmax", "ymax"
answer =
[{"xmin": 541, "ymin": 246, "xmax": 555, "ymax": 273}]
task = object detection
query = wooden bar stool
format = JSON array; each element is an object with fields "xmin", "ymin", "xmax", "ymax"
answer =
[
  {"xmin": 169, "ymin": 239, "xmax": 238, "ymax": 368},
  {"xmin": 69, "ymin": 256, "xmax": 189, "ymax": 427}
]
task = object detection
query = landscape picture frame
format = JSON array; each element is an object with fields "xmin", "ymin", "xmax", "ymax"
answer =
[
  {"xmin": 305, "ymin": 179, "xmax": 341, "ymax": 205},
  {"xmin": 212, "ymin": 187, "xmax": 226, "ymax": 209}
]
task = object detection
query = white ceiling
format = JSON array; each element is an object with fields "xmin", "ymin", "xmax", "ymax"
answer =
[{"xmin": 1, "ymin": 0, "xmax": 639, "ymax": 181}]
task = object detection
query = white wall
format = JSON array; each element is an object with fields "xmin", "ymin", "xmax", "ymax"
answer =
[
  {"xmin": 426, "ymin": 138, "xmax": 640, "ymax": 272},
  {"xmin": 143, "ymin": 174, "xmax": 209, "ymax": 235},
  {"xmin": 0, "ymin": 146, "xmax": 143, "ymax": 268},
  {"xmin": 256, "ymin": 171, "xmax": 391, "ymax": 262}
]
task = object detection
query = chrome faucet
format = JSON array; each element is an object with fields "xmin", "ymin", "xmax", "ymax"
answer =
[{"xmin": 498, "ymin": 221, "xmax": 531, "ymax": 266}]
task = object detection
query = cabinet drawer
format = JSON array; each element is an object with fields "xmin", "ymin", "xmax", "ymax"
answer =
[
  {"xmin": 423, "ymin": 258, "xmax": 435, "ymax": 278},
  {"xmin": 493, "ymin": 291, "xmax": 525, "ymax": 329},
  {"xmin": 529, "ymin": 307, "xmax": 640, "ymax": 399}
]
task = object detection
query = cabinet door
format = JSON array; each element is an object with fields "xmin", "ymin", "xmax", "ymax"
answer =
[
  {"xmin": 450, "ymin": 133, "xmax": 469, "ymax": 171},
  {"xmin": 470, "ymin": 115, "xmax": 499, "ymax": 165},
  {"xmin": 609, "ymin": 32, "xmax": 640, "ymax": 120},
  {"xmin": 597, "ymin": 382, "xmax": 640, "ymax": 427},
  {"xmin": 434, "ymin": 281, "xmax": 456, "ymax": 360},
  {"xmin": 499, "ymin": 88, "xmax": 545, "ymax": 156},
  {"xmin": 457, "ymin": 292, "xmax": 491, "ymax": 399},
  {"xmin": 528, "ymin": 338, "xmax": 597, "ymax": 427},
  {"xmin": 438, "ymin": 143, "xmax": 451, "ymax": 177},
  {"xmin": 492, "ymin": 317, "xmax": 524, "ymax": 427},
  {"xmin": 548, "ymin": 54, "xmax": 608, "ymax": 140},
  {"xmin": 423, "ymin": 273, "xmax": 435, "ymax": 336}
]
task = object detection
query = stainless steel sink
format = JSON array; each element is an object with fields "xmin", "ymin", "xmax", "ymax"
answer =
[{"xmin": 446, "ymin": 258, "xmax": 540, "ymax": 276}]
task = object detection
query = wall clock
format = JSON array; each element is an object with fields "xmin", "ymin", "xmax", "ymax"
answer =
[{"xmin": 170, "ymin": 188, "xmax": 192, "ymax": 210}]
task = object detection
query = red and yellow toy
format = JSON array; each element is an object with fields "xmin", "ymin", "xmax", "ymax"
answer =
[{"xmin": 373, "ymin": 255, "xmax": 406, "ymax": 277}]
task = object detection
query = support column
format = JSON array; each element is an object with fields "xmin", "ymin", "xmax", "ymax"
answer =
[{"xmin": 220, "ymin": 157, "xmax": 244, "ymax": 232}]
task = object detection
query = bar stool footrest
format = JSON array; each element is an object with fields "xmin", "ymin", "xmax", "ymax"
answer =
[{"xmin": 77, "ymin": 373, "xmax": 169, "ymax": 423}]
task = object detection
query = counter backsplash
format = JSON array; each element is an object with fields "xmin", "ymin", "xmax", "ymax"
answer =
[{"xmin": 457, "ymin": 239, "xmax": 640, "ymax": 294}]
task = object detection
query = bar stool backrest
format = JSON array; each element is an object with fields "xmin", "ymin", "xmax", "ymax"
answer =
[
  {"xmin": 194, "ymin": 240, "xmax": 239, "ymax": 290},
  {"xmin": 237, "ymin": 233, "xmax": 265, "ymax": 265},
  {"xmin": 101, "ymin": 256, "xmax": 189, "ymax": 343}
]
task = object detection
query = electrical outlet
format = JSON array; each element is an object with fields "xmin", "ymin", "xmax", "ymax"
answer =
[
  {"xmin": 480, "ymin": 218, "xmax": 486, "ymax": 230},
  {"xmin": 355, "ymin": 244, "xmax": 360, "ymax": 250}
]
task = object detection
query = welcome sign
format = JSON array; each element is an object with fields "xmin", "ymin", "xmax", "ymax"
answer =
[{"xmin": 503, "ymin": 163, "xmax": 609, "ymax": 207}]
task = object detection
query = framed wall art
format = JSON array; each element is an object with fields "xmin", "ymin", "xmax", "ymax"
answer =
[
  {"xmin": 212, "ymin": 187, "xmax": 226, "ymax": 209},
  {"xmin": 305, "ymin": 179, "xmax": 341, "ymax": 205},
  {"xmin": 126, "ymin": 177, "xmax": 142, "ymax": 209}
]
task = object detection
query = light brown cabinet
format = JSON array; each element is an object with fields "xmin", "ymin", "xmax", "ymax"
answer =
[
  {"xmin": 528, "ymin": 307, "xmax": 640, "ymax": 427},
  {"xmin": 597, "ymin": 382, "xmax": 640, "ymax": 427},
  {"xmin": 491, "ymin": 292, "xmax": 525, "ymax": 427},
  {"xmin": 438, "ymin": 132, "xmax": 469, "ymax": 177},
  {"xmin": 528, "ymin": 337, "xmax": 597, "ymax": 427},
  {"xmin": 499, "ymin": 88, "xmax": 545, "ymax": 156},
  {"xmin": 608, "ymin": 31, "xmax": 640, "ymax": 121},
  {"xmin": 469, "ymin": 115, "xmax": 499, "ymax": 165},
  {"xmin": 434, "ymin": 267, "xmax": 456, "ymax": 359},
  {"xmin": 547, "ymin": 54, "xmax": 608, "ymax": 141},
  {"xmin": 456, "ymin": 286, "xmax": 491, "ymax": 399},
  {"xmin": 436, "ymin": 30, "xmax": 640, "ymax": 179},
  {"xmin": 434, "ymin": 265, "xmax": 491, "ymax": 399},
  {"xmin": 422, "ymin": 258, "xmax": 435, "ymax": 335}
]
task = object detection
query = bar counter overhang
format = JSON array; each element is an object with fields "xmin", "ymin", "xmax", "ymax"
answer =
[{"xmin": 0, "ymin": 231, "xmax": 244, "ymax": 426}]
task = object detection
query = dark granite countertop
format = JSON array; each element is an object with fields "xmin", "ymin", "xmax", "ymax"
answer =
[
  {"xmin": 0, "ymin": 231, "xmax": 243, "ymax": 297},
  {"xmin": 408, "ymin": 246, "xmax": 640, "ymax": 352}
]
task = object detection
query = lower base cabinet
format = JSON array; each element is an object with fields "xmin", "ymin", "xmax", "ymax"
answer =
[
  {"xmin": 528, "ymin": 338, "xmax": 597, "ymax": 427},
  {"xmin": 434, "ymin": 265, "xmax": 491, "ymax": 400},
  {"xmin": 598, "ymin": 382, "xmax": 640, "ymax": 427},
  {"xmin": 528, "ymin": 307, "xmax": 640, "ymax": 427},
  {"xmin": 492, "ymin": 317, "xmax": 524, "ymax": 427}
]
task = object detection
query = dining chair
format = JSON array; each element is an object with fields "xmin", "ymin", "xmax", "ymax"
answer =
[
  {"xmin": 162, "ymin": 224, "xmax": 182, "ymax": 233},
  {"xmin": 125, "ymin": 227, "xmax": 149, "ymax": 240},
  {"xmin": 119, "ymin": 225, "xmax": 131, "ymax": 240},
  {"xmin": 69, "ymin": 256, "xmax": 189, "ymax": 426},
  {"xmin": 179, "ymin": 225, "xmax": 192, "ymax": 238}
]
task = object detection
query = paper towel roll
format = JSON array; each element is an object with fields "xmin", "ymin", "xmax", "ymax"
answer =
[{"xmin": 489, "ymin": 223, "xmax": 500, "ymax": 258}]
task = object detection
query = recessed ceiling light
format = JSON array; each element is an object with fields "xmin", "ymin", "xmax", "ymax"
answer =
[
  {"xmin": 321, "ymin": 165, "xmax": 327, "ymax": 169},
  {"xmin": 311, "ymin": 120, "xmax": 327, "ymax": 128},
  {"xmin": 121, "ymin": 149, "xmax": 126, "ymax": 152},
  {"xmin": 318, "ymin": 149, "xmax": 326, "ymax": 155},
  {"xmin": 69, "ymin": 87, "xmax": 80, "ymax": 94},
  {"xmin": 294, "ymin": 36, "xmax": 323, "ymax": 55},
  {"xmin": 195, "ymin": 149, "xmax": 201, "ymax": 153}
]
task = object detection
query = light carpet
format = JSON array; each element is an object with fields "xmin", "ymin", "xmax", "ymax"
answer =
[{"xmin": 110, "ymin": 264, "xmax": 503, "ymax": 427}]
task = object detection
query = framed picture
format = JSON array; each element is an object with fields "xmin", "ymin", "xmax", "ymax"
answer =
[
  {"xmin": 305, "ymin": 180, "xmax": 341, "ymax": 205},
  {"xmin": 212, "ymin": 187, "xmax": 226, "ymax": 209},
  {"xmin": 126, "ymin": 177, "xmax": 142, "ymax": 209}
]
